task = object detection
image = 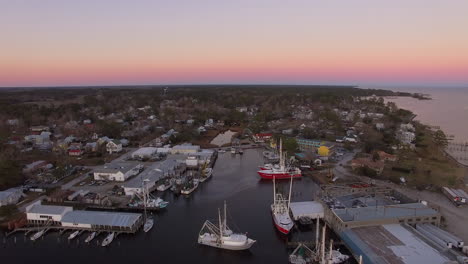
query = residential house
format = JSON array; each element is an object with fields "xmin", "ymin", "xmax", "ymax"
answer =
[
  {"xmin": 0, "ymin": 188, "xmax": 24, "ymax": 206},
  {"xmin": 351, "ymin": 158, "xmax": 385, "ymax": 174},
  {"xmin": 170, "ymin": 144, "xmax": 200, "ymax": 154},
  {"xmin": 22, "ymin": 160, "xmax": 49, "ymax": 174},
  {"xmin": 377, "ymin": 151, "xmax": 398, "ymax": 162},
  {"xmin": 106, "ymin": 140, "xmax": 123, "ymax": 154}
]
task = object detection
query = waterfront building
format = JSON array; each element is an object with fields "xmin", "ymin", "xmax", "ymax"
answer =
[
  {"xmin": 26, "ymin": 201, "xmax": 73, "ymax": 225},
  {"xmin": 170, "ymin": 143, "xmax": 200, "ymax": 154},
  {"xmin": 93, "ymin": 162, "xmax": 142, "ymax": 182}
]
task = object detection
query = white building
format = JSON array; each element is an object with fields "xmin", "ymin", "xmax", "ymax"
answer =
[
  {"xmin": 131, "ymin": 147, "xmax": 158, "ymax": 160},
  {"xmin": 61, "ymin": 210, "xmax": 141, "ymax": 231},
  {"xmin": 93, "ymin": 163, "xmax": 141, "ymax": 182},
  {"xmin": 26, "ymin": 201, "xmax": 73, "ymax": 224},
  {"xmin": 170, "ymin": 144, "xmax": 200, "ymax": 154},
  {"xmin": 106, "ymin": 140, "xmax": 123, "ymax": 154},
  {"xmin": 0, "ymin": 188, "xmax": 23, "ymax": 206},
  {"xmin": 397, "ymin": 131, "xmax": 416, "ymax": 144}
]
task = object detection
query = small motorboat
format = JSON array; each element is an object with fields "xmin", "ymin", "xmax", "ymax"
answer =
[
  {"xmin": 85, "ymin": 232, "xmax": 96, "ymax": 243},
  {"xmin": 30, "ymin": 229, "xmax": 45, "ymax": 241},
  {"xmin": 68, "ymin": 230, "xmax": 80, "ymax": 240},
  {"xmin": 143, "ymin": 217, "xmax": 154, "ymax": 233},
  {"xmin": 101, "ymin": 232, "xmax": 115, "ymax": 247}
]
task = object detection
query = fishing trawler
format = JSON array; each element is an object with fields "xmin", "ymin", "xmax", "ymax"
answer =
[
  {"xmin": 198, "ymin": 201, "xmax": 256, "ymax": 250},
  {"xmin": 156, "ymin": 178, "xmax": 173, "ymax": 191},
  {"xmin": 271, "ymin": 177, "xmax": 294, "ymax": 234},
  {"xmin": 142, "ymin": 179, "xmax": 154, "ymax": 233},
  {"xmin": 101, "ymin": 232, "xmax": 115, "ymax": 247},
  {"xmin": 200, "ymin": 167, "xmax": 213, "ymax": 182},
  {"xmin": 258, "ymin": 139, "xmax": 301, "ymax": 180},
  {"xmin": 181, "ymin": 179, "xmax": 198, "ymax": 195}
]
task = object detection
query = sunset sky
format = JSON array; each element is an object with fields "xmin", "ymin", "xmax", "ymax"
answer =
[{"xmin": 1, "ymin": 0, "xmax": 468, "ymax": 87}]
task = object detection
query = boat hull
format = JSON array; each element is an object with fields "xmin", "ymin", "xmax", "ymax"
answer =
[
  {"xmin": 198, "ymin": 235, "xmax": 255, "ymax": 250},
  {"xmin": 258, "ymin": 170, "xmax": 301, "ymax": 180}
]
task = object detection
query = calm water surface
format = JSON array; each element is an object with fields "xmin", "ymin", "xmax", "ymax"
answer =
[
  {"xmin": 2, "ymin": 149, "xmax": 321, "ymax": 264},
  {"xmin": 384, "ymin": 87, "xmax": 468, "ymax": 142}
]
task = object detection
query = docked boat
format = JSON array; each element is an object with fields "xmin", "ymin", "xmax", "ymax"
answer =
[
  {"xmin": 329, "ymin": 250, "xmax": 350, "ymax": 264},
  {"xmin": 68, "ymin": 230, "xmax": 80, "ymax": 240},
  {"xmin": 30, "ymin": 229, "xmax": 45, "ymax": 241},
  {"xmin": 156, "ymin": 178, "xmax": 173, "ymax": 191},
  {"xmin": 218, "ymin": 149, "xmax": 226, "ymax": 153},
  {"xmin": 143, "ymin": 217, "xmax": 154, "ymax": 233},
  {"xmin": 271, "ymin": 177, "xmax": 294, "ymax": 234},
  {"xmin": 259, "ymin": 163, "xmax": 280, "ymax": 170},
  {"xmin": 230, "ymin": 147, "xmax": 236, "ymax": 154},
  {"xmin": 85, "ymin": 232, "xmax": 96, "ymax": 243},
  {"xmin": 238, "ymin": 148, "xmax": 244, "ymax": 155},
  {"xmin": 101, "ymin": 232, "xmax": 115, "ymax": 247},
  {"xmin": 200, "ymin": 168, "xmax": 213, "ymax": 182},
  {"xmin": 181, "ymin": 180, "xmax": 198, "ymax": 195},
  {"xmin": 258, "ymin": 139, "xmax": 301, "ymax": 180},
  {"xmin": 289, "ymin": 243, "xmax": 315, "ymax": 264},
  {"xmin": 198, "ymin": 201, "xmax": 256, "ymax": 250}
]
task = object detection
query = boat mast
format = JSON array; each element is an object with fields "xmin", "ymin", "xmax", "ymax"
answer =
[
  {"xmin": 287, "ymin": 172, "xmax": 293, "ymax": 212},
  {"xmin": 223, "ymin": 201, "xmax": 227, "ymax": 233},
  {"xmin": 273, "ymin": 177, "xmax": 276, "ymax": 213},
  {"xmin": 279, "ymin": 138, "xmax": 284, "ymax": 169},
  {"xmin": 218, "ymin": 208, "xmax": 223, "ymax": 238},
  {"xmin": 143, "ymin": 179, "xmax": 147, "ymax": 220}
]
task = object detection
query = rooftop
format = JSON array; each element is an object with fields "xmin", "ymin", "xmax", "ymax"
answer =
[
  {"xmin": 61, "ymin": 210, "xmax": 141, "ymax": 228},
  {"xmin": 94, "ymin": 162, "xmax": 139, "ymax": 174},
  {"xmin": 341, "ymin": 224, "xmax": 450, "ymax": 264},
  {"xmin": 27, "ymin": 203, "xmax": 72, "ymax": 215},
  {"xmin": 333, "ymin": 203, "xmax": 438, "ymax": 223}
]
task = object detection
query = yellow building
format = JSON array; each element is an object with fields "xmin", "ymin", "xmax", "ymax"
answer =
[{"xmin": 318, "ymin": 146, "xmax": 330, "ymax": 156}]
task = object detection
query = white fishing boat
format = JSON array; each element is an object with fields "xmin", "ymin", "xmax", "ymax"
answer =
[
  {"xmin": 30, "ymin": 229, "xmax": 45, "ymax": 241},
  {"xmin": 230, "ymin": 147, "xmax": 236, "ymax": 154},
  {"xmin": 181, "ymin": 180, "xmax": 198, "ymax": 195},
  {"xmin": 271, "ymin": 176, "xmax": 294, "ymax": 234},
  {"xmin": 68, "ymin": 230, "xmax": 80, "ymax": 240},
  {"xmin": 85, "ymin": 232, "xmax": 96, "ymax": 243},
  {"xmin": 101, "ymin": 232, "xmax": 115, "ymax": 247},
  {"xmin": 200, "ymin": 168, "xmax": 213, "ymax": 182},
  {"xmin": 218, "ymin": 149, "xmax": 226, "ymax": 153},
  {"xmin": 143, "ymin": 217, "xmax": 154, "ymax": 233},
  {"xmin": 198, "ymin": 201, "xmax": 256, "ymax": 250}
]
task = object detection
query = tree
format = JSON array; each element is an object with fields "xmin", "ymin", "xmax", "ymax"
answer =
[
  {"xmin": 281, "ymin": 137, "xmax": 298, "ymax": 155},
  {"xmin": 433, "ymin": 130, "xmax": 448, "ymax": 148}
]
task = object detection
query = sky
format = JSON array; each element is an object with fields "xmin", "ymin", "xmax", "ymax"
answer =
[{"xmin": 1, "ymin": 0, "xmax": 468, "ymax": 87}]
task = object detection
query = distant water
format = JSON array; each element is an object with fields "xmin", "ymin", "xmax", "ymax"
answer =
[{"xmin": 381, "ymin": 87, "xmax": 468, "ymax": 142}]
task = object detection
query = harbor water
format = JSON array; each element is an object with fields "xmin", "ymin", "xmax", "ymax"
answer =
[{"xmin": 2, "ymin": 149, "xmax": 322, "ymax": 264}]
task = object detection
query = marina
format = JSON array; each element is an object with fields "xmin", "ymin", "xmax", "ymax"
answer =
[{"xmin": 1, "ymin": 149, "xmax": 325, "ymax": 263}]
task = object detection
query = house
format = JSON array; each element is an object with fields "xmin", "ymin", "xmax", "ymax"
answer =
[
  {"xmin": 22, "ymin": 160, "xmax": 49, "ymax": 174},
  {"xmin": 106, "ymin": 140, "xmax": 122, "ymax": 154},
  {"xmin": 6, "ymin": 119, "xmax": 19, "ymax": 126},
  {"xmin": 84, "ymin": 142, "xmax": 98, "ymax": 152},
  {"xmin": 236, "ymin": 106, "xmax": 248, "ymax": 112},
  {"xmin": 282, "ymin": 129, "xmax": 294, "ymax": 135},
  {"xmin": 197, "ymin": 126, "xmax": 207, "ymax": 134},
  {"xmin": 396, "ymin": 131, "xmax": 415, "ymax": 144},
  {"xmin": 68, "ymin": 146, "xmax": 83, "ymax": 156},
  {"xmin": 131, "ymin": 147, "xmax": 158, "ymax": 160},
  {"xmin": 375, "ymin": 123, "xmax": 385, "ymax": 131},
  {"xmin": 351, "ymin": 158, "xmax": 385, "ymax": 174},
  {"xmin": 83, "ymin": 119, "xmax": 92, "ymax": 124},
  {"xmin": 400, "ymin": 123, "xmax": 415, "ymax": 132},
  {"xmin": 94, "ymin": 163, "xmax": 142, "ymax": 182},
  {"xmin": 377, "ymin": 151, "xmax": 398, "ymax": 162},
  {"xmin": 0, "ymin": 188, "xmax": 24, "ymax": 206},
  {"xmin": 253, "ymin": 133, "xmax": 273, "ymax": 143},
  {"xmin": 205, "ymin": 119, "xmax": 214, "ymax": 127}
]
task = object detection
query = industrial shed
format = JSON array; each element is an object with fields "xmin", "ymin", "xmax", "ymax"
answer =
[{"xmin": 61, "ymin": 210, "xmax": 142, "ymax": 232}]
